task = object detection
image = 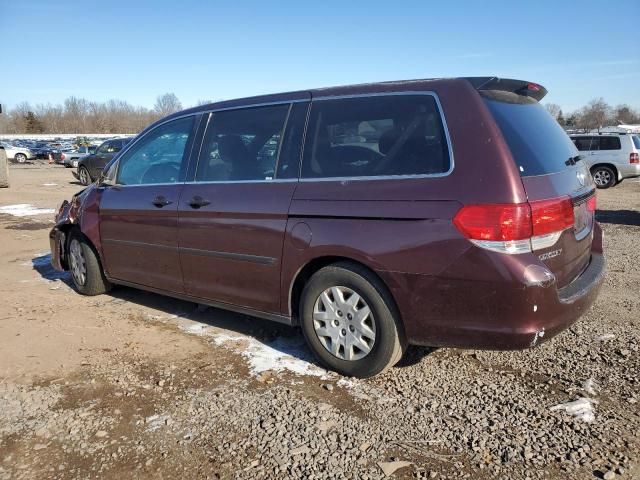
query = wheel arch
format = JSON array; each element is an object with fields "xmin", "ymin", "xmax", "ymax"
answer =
[
  {"xmin": 288, "ymin": 255, "xmax": 403, "ymax": 330},
  {"xmin": 590, "ymin": 163, "xmax": 620, "ymax": 181}
]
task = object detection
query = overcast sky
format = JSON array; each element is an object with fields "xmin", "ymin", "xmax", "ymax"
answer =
[{"xmin": 1, "ymin": 0, "xmax": 639, "ymax": 113}]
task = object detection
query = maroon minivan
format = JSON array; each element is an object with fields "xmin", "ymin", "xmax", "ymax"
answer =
[{"xmin": 50, "ymin": 77, "xmax": 604, "ymax": 377}]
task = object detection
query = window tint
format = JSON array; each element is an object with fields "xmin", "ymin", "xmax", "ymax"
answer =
[
  {"xmin": 277, "ymin": 102, "xmax": 309, "ymax": 179},
  {"xmin": 633, "ymin": 136, "xmax": 640, "ymax": 149},
  {"xmin": 96, "ymin": 142, "xmax": 110, "ymax": 154},
  {"xmin": 196, "ymin": 104, "xmax": 289, "ymax": 182},
  {"xmin": 599, "ymin": 136, "xmax": 621, "ymax": 150},
  {"xmin": 572, "ymin": 137, "xmax": 594, "ymax": 151},
  {"xmin": 302, "ymin": 95, "xmax": 450, "ymax": 178},
  {"xmin": 483, "ymin": 93, "xmax": 579, "ymax": 177},
  {"xmin": 116, "ymin": 116, "xmax": 195, "ymax": 185}
]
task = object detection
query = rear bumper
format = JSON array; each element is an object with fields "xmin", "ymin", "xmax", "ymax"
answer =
[
  {"xmin": 380, "ymin": 223, "xmax": 605, "ymax": 350},
  {"xmin": 619, "ymin": 163, "xmax": 640, "ymax": 179}
]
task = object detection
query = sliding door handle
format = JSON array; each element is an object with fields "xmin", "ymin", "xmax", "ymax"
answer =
[
  {"xmin": 152, "ymin": 196, "xmax": 173, "ymax": 208},
  {"xmin": 188, "ymin": 196, "xmax": 211, "ymax": 209}
]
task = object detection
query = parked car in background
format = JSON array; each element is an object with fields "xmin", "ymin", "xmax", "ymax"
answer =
[
  {"xmin": 31, "ymin": 142, "xmax": 58, "ymax": 160},
  {"xmin": 0, "ymin": 142, "xmax": 35, "ymax": 163},
  {"xmin": 53, "ymin": 145, "xmax": 97, "ymax": 168},
  {"xmin": 74, "ymin": 138, "xmax": 132, "ymax": 185},
  {"xmin": 570, "ymin": 133, "xmax": 640, "ymax": 188},
  {"xmin": 50, "ymin": 77, "xmax": 604, "ymax": 378}
]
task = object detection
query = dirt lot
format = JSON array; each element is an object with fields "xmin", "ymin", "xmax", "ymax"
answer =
[{"xmin": 0, "ymin": 163, "xmax": 638, "ymax": 480}]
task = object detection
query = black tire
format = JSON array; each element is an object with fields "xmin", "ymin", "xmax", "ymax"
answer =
[
  {"xmin": 0, "ymin": 148, "xmax": 8, "ymax": 188},
  {"xmin": 591, "ymin": 166, "xmax": 616, "ymax": 189},
  {"xmin": 67, "ymin": 231, "xmax": 112, "ymax": 296},
  {"xmin": 299, "ymin": 262, "xmax": 405, "ymax": 378},
  {"xmin": 78, "ymin": 166, "xmax": 91, "ymax": 185},
  {"xmin": 14, "ymin": 153, "xmax": 27, "ymax": 164}
]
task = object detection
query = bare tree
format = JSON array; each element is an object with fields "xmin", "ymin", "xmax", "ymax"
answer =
[
  {"xmin": 154, "ymin": 93, "xmax": 182, "ymax": 117},
  {"xmin": 613, "ymin": 104, "xmax": 640, "ymax": 125},
  {"xmin": 544, "ymin": 103, "xmax": 562, "ymax": 120},
  {"xmin": 576, "ymin": 98, "xmax": 611, "ymax": 130}
]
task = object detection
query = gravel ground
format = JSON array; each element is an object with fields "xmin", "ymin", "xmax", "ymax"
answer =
[{"xmin": 0, "ymin": 164, "xmax": 638, "ymax": 480}]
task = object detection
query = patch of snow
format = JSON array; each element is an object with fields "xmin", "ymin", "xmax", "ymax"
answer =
[
  {"xmin": 212, "ymin": 332, "xmax": 329, "ymax": 378},
  {"xmin": 145, "ymin": 414, "xmax": 170, "ymax": 432},
  {"xmin": 597, "ymin": 333, "xmax": 616, "ymax": 342},
  {"xmin": 582, "ymin": 378, "xmax": 599, "ymax": 396},
  {"xmin": 0, "ymin": 204, "xmax": 55, "ymax": 217},
  {"xmin": 180, "ymin": 323, "xmax": 209, "ymax": 335},
  {"xmin": 550, "ymin": 397, "xmax": 597, "ymax": 423}
]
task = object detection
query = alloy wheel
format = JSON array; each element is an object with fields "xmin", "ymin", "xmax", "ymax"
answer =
[
  {"xmin": 69, "ymin": 239, "xmax": 87, "ymax": 286},
  {"xmin": 593, "ymin": 169, "xmax": 611, "ymax": 186},
  {"xmin": 312, "ymin": 286, "xmax": 376, "ymax": 361},
  {"xmin": 79, "ymin": 168, "xmax": 89, "ymax": 185},
  {"xmin": 15, "ymin": 153, "xmax": 26, "ymax": 163}
]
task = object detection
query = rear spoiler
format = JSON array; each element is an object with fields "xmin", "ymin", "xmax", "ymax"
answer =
[{"xmin": 463, "ymin": 77, "xmax": 548, "ymax": 102}]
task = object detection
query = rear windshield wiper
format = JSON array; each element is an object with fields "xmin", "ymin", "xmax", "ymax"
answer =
[{"xmin": 565, "ymin": 155, "xmax": 583, "ymax": 166}]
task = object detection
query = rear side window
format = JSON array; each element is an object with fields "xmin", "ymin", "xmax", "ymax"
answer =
[
  {"xmin": 633, "ymin": 136, "xmax": 640, "ymax": 149},
  {"xmin": 301, "ymin": 94, "xmax": 450, "ymax": 178},
  {"xmin": 572, "ymin": 137, "xmax": 595, "ymax": 151},
  {"xmin": 598, "ymin": 136, "xmax": 621, "ymax": 150},
  {"xmin": 483, "ymin": 92, "xmax": 578, "ymax": 177},
  {"xmin": 196, "ymin": 104, "xmax": 289, "ymax": 182}
]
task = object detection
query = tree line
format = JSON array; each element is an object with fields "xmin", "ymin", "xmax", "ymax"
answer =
[
  {"xmin": 544, "ymin": 99, "xmax": 640, "ymax": 130},
  {"xmin": 0, "ymin": 93, "xmax": 188, "ymax": 135},
  {"xmin": 1, "ymin": 93, "xmax": 638, "ymax": 135}
]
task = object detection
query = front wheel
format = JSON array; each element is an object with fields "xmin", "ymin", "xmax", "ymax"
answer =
[
  {"xmin": 300, "ymin": 262, "xmax": 405, "ymax": 378},
  {"xmin": 78, "ymin": 166, "xmax": 91, "ymax": 185},
  {"xmin": 592, "ymin": 166, "xmax": 616, "ymax": 189},
  {"xmin": 14, "ymin": 153, "xmax": 27, "ymax": 164},
  {"xmin": 68, "ymin": 231, "xmax": 112, "ymax": 296}
]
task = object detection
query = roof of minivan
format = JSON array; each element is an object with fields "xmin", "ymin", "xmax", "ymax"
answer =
[{"xmin": 155, "ymin": 76, "xmax": 547, "ymax": 130}]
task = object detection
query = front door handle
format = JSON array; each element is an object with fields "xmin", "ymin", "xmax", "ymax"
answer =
[
  {"xmin": 188, "ymin": 196, "xmax": 211, "ymax": 209},
  {"xmin": 152, "ymin": 196, "xmax": 173, "ymax": 208}
]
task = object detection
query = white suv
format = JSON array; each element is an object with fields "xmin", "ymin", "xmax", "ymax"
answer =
[
  {"xmin": 0, "ymin": 142, "xmax": 35, "ymax": 164},
  {"xmin": 570, "ymin": 133, "xmax": 640, "ymax": 188}
]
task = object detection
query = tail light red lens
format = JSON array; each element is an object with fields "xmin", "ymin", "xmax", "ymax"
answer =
[
  {"xmin": 630, "ymin": 153, "xmax": 639, "ymax": 164},
  {"xmin": 586, "ymin": 195, "xmax": 597, "ymax": 212},
  {"xmin": 61, "ymin": 153, "xmax": 65, "ymax": 160},
  {"xmin": 454, "ymin": 196, "xmax": 575, "ymax": 245},
  {"xmin": 530, "ymin": 197, "xmax": 574, "ymax": 236},
  {"xmin": 453, "ymin": 204, "xmax": 532, "ymax": 241}
]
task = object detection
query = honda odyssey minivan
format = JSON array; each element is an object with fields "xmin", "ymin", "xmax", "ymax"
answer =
[{"xmin": 50, "ymin": 77, "xmax": 605, "ymax": 378}]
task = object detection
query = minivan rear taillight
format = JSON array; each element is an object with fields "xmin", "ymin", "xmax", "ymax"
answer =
[
  {"xmin": 61, "ymin": 153, "xmax": 66, "ymax": 161},
  {"xmin": 630, "ymin": 153, "xmax": 639, "ymax": 164},
  {"xmin": 454, "ymin": 196, "xmax": 575, "ymax": 254}
]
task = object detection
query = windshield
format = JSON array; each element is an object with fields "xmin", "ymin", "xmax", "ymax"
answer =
[{"xmin": 482, "ymin": 91, "xmax": 579, "ymax": 177}]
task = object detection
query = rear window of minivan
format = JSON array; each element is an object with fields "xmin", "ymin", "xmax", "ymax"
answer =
[
  {"xmin": 482, "ymin": 91, "xmax": 579, "ymax": 177},
  {"xmin": 302, "ymin": 94, "xmax": 451, "ymax": 179},
  {"xmin": 633, "ymin": 136, "xmax": 640, "ymax": 149}
]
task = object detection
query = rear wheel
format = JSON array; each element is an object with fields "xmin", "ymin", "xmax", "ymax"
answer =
[
  {"xmin": 300, "ymin": 262, "xmax": 405, "ymax": 378},
  {"xmin": 68, "ymin": 231, "xmax": 112, "ymax": 296},
  {"xmin": 592, "ymin": 166, "xmax": 616, "ymax": 189},
  {"xmin": 78, "ymin": 166, "xmax": 91, "ymax": 185},
  {"xmin": 14, "ymin": 153, "xmax": 27, "ymax": 164}
]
